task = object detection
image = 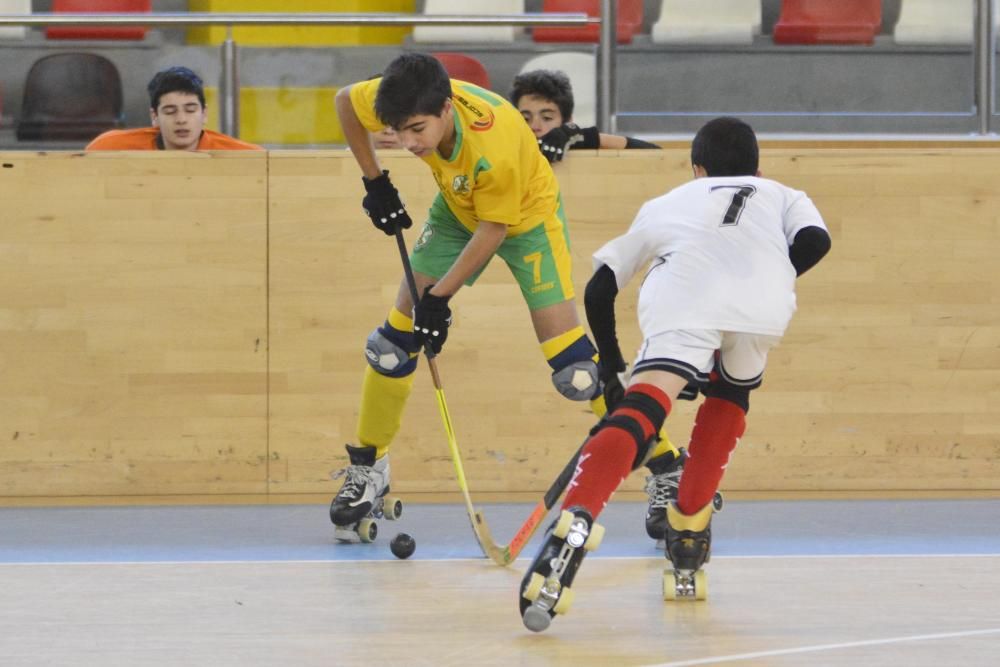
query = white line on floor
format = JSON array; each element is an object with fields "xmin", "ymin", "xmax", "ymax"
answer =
[{"xmin": 643, "ymin": 627, "xmax": 1000, "ymax": 666}]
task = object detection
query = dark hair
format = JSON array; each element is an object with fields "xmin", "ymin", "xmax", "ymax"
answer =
[
  {"xmin": 147, "ymin": 66, "xmax": 205, "ymax": 110},
  {"xmin": 374, "ymin": 53, "xmax": 452, "ymax": 129},
  {"xmin": 690, "ymin": 117, "xmax": 759, "ymax": 177},
  {"xmin": 509, "ymin": 69, "xmax": 574, "ymax": 121}
]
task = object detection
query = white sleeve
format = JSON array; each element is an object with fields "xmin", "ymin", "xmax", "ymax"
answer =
[
  {"xmin": 782, "ymin": 189, "xmax": 827, "ymax": 244},
  {"xmin": 592, "ymin": 202, "xmax": 660, "ymax": 290}
]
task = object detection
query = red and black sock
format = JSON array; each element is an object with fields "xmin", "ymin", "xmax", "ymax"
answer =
[{"xmin": 677, "ymin": 396, "xmax": 746, "ymax": 515}]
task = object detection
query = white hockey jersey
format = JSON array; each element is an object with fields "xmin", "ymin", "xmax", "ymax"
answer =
[{"xmin": 593, "ymin": 176, "xmax": 827, "ymax": 337}]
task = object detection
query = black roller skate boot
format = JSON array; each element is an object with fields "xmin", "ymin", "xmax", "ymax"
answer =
[
  {"xmin": 644, "ymin": 448, "xmax": 724, "ymax": 548},
  {"xmin": 663, "ymin": 501, "xmax": 713, "ymax": 601},
  {"xmin": 519, "ymin": 507, "xmax": 604, "ymax": 633},
  {"xmin": 329, "ymin": 444, "xmax": 401, "ymax": 544}
]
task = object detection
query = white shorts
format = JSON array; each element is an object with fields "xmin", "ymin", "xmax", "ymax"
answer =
[{"xmin": 632, "ymin": 329, "xmax": 781, "ymax": 389}]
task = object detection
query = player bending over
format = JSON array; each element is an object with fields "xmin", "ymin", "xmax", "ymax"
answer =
[
  {"xmin": 329, "ymin": 53, "xmax": 687, "ymax": 543},
  {"xmin": 519, "ymin": 116, "xmax": 831, "ymax": 632}
]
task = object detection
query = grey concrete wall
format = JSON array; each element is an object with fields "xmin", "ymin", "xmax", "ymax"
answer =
[{"xmin": 0, "ymin": 0, "xmax": 987, "ymax": 146}]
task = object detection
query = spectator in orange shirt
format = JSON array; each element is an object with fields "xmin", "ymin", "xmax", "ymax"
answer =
[{"xmin": 87, "ymin": 66, "xmax": 261, "ymax": 151}]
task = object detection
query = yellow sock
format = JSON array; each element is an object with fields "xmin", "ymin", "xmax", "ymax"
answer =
[{"xmin": 356, "ymin": 307, "xmax": 418, "ymax": 459}]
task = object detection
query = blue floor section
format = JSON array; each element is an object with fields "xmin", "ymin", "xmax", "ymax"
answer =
[{"xmin": 0, "ymin": 499, "xmax": 997, "ymax": 564}]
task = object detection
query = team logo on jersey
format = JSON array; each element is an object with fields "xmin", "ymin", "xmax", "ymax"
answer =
[
  {"xmin": 452, "ymin": 174, "xmax": 471, "ymax": 195},
  {"xmin": 470, "ymin": 109, "xmax": 495, "ymax": 131},
  {"xmin": 455, "ymin": 93, "xmax": 495, "ymax": 131}
]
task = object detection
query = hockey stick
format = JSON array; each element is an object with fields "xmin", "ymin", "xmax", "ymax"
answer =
[
  {"xmin": 488, "ymin": 442, "xmax": 585, "ymax": 566},
  {"xmin": 392, "ymin": 228, "xmax": 506, "ymax": 564}
]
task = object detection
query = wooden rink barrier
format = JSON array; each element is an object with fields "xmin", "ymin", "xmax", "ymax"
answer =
[{"xmin": 1, "ymin": 146, "xmax": 999, "ymax": 503}]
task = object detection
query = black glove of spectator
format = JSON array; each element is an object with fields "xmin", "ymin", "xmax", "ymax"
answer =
[
  {"xmin": 413, "ymin": 286, "xmax": 452, "ymax": 354},
  {"xmin": 362, "ymin": 170, "xmax": 413, "ymax": 236},
  {"xmin": 537, "ymin": 124, "xmax": 601, "ymax": 163}
]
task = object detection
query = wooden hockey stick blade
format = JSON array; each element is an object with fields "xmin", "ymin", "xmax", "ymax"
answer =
[{"xmin": 478, "ymin": 443, "xmax": 585, "ymax": 567}]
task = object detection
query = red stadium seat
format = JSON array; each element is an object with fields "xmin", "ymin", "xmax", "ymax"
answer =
[
  {"xmin": 432, "ymin": 52, "xmax": 492, "ymax": 90},
  {"xmin": 532, "ymin": 0, "xmax": 644, "ymax": 45},
  {"xmin": 46, "ymin": 0, "xmax": 151, "ymax": 41},
  {"xmin": 773, "ymin": 0, "xmax": 881, "ymax": 45}
]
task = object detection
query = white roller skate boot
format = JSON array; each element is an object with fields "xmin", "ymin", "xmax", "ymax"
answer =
[{"xmin": 329, "ymin": 444, "xmax": 401, "ymax": 543}]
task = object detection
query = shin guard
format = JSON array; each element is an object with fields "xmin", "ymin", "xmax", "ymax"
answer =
[{"xmin": 562, "ymin": 383, "xmax": 672, "ymax": 519}]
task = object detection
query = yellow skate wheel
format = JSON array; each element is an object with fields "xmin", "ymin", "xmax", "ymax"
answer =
[
  {"xmin": 552, "ymin": 510, "xmax": 575, "ymax": 539},
  {"xmin": 694, "ymin": 569, "xmax": 708, "ymax": 600},
  {"xmin": 663, "ymin": 570, "xmax": 677, "ymax": 601},
  {"xmin": 522, "ymin": 572, "xmax": 545, "ymax": 602},
  {"xmin": 358, "ymin": 518, "xmax": 377, "ymax": 543},
  {"xmin": 553, "ymin": 586, "xmax": 574, "ymax": 615},
  {"xmin": 384, "ymin": 496, "xmax": 403, "ymax": 521},
  {"xmin": 583, "ymin": 522, "xmax": 605, "ymax": 551}
]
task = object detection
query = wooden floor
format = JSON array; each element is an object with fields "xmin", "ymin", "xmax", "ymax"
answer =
[
  {"xmin": 1, "ymin": 500, "xmax": 998, "ymax": 666},
  {"xmin": 0, "ymin": 556, "xmax": 997, "ymax": 666}
]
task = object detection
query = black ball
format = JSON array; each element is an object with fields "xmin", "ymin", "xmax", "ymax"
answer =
[{"xmin": 390, "ymin": 532, "xmax": 416, "ymax": 559}]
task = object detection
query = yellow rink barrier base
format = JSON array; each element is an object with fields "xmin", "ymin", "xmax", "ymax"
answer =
[{"xmin": 187, "ymin": 0, "xmax": 416, "ymax": 46}]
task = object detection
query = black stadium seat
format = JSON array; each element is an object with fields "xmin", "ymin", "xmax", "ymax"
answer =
[{"xmin": 16, "ymin": 53, "xmax": 125, "ymax": 142}]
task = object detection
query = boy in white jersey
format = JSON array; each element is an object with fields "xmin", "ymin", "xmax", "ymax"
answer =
[
  {"xmin": 329, "ymin": 53, "xmax": 689, "ymax": 542},
  {"xmin": 519, "ymin": 117, "xmax": 831, "ymax": 632}
]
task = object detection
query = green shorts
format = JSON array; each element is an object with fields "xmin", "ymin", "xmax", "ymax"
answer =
[{"xmin": 410, "ymin": 194, "xmax": 576, "ymax": 310}]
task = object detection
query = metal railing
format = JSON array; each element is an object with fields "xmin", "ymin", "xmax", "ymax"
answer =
[
  {"xmin": 2, "ymin": 2, "xmax": 998, "ymax": 137},
  {"xmin": 0, "ymin": 10, "xmax": 612, "ymax": 138}
]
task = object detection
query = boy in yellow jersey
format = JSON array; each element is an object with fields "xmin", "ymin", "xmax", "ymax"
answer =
[{"xmin": 330, "ymin": 53, "xmax": 683, "ymax": 543}]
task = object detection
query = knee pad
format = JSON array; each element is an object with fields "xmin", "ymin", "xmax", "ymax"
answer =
[
  {"xmin": 588, "ymin": 388, "xmax": 668, "ymax": 470},
  {"xmin": 703, "ymin": 376, "xmax": 751, "ymax": 413},
  {"xmin": 365, "ymin": 327, "xmax": 417, "ymax": 377},
  {"xmin": 551, "ymin": 359, "xmax": 600, "ymax": 401}
]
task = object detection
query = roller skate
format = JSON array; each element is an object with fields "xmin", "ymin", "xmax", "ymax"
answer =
[
  {"xmin": 662, "ymin": 501, "xmax": 713, "ymax": 601},
  {"xmin": 519, "ymin": 507, "xmax": 605, "ymax": 633},
  {"xmin": 644, "ymin": 448, "xmax": 724, "ymax": 548},
  {"xmin": 329, "ymin": 444, "xmax": 402, "ymax": 543}
]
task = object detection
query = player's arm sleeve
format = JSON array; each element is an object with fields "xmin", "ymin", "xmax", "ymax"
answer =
[
  {"xmin": 789, "ymin": 226, "xmax": 831, "ymax": 276},
  {"xmin": 584, "ymin": 265, "xmax": 626, "ymax": 373},
  {"xmin": 624, "ymin": 137, "xmax": 660, "ymax": 149},
  {"xmin": 347, "ymin": 78, "xmax": 388, "ymax": 133},
  {"xmin": 781, "ymin": 190, "xmax": 830, "ymax": 276}
]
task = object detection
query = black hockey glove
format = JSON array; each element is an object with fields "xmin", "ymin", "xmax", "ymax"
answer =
[
  {"xmin": 361, "ymin": 170, "xmax": 413, "ymax": 236},
  {"xmin": 537, "ymin": 123, "xmax": 601, "ymax": 163},
  {"xmin": 599, "ymin": 359, "xmax": 628, "ymax": 412},
  {"xmin": 413, "ymin": 286, "xmax": 452, "ymax": 355}
]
